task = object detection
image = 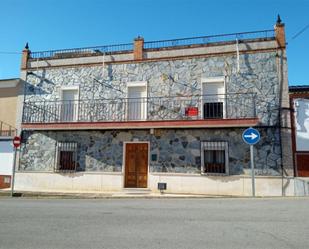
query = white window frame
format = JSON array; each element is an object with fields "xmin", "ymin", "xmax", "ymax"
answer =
[
  {"xmin": 200, "ymin": 77, "xmax": 226, "ymax": 119},
  {"xmin": 201, "ymin": 141, "xmax": 229, "ymax": 175},
  {"xmin": 55, "ymin": 142, "xmax": 78, "ymax": 172},
  {"xmin": 126, "ymin": 81, "xmax": 148, "ymax": 121},
  {"xmin": 4, "ymin": 176, "xmax": 11, "ymax": 184},
  {"xmin": 60, "ymin": 86, "xmax": 80, "ymax": 122}
]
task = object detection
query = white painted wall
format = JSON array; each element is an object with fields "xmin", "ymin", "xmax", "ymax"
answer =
[
  {"xmin": 14, "ymin": 172, "xmax": 295, "ymax": 196},
  {"xmin": 0, "ymin": 140, "xmax": 13, "ymax": 175},
  {"xmin": 294, "ymin": 98, "xmax": 309, "ymax": 151}
]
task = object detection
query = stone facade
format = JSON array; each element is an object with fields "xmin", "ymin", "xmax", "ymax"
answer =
[
  {"xmin": 20, "ymin": 128, "xmax": 281, "ymax": 176},
  {"xmin": 24, "ymin": 52, "xmax": 279, "ymax": 126},
  {"xmin": 19, "ymin": 48, "xmax": 285, "ymax": 177}
]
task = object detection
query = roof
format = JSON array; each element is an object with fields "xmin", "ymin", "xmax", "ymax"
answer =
[
  {"xmin": 0, "ymin": 78, "xmax": 20, "ymax": 88},
  {"xmin": 289, "ymin": 85, "xmax": 309, "ymax": 93}
]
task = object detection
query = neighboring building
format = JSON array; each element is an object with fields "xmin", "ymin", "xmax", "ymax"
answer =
[
  {"xmin": 0, "ymin": 78, "xmax": 21, "ymax": 189},
  {"xmin": 15, "ymin": 17, "xmax": 293, "ymax": 196},
  {"xmin": 289, "ymin": 86, "xmax": 309, "ymax": 177}
]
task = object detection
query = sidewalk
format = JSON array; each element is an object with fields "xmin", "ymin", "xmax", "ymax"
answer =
[{"xmin": 0, "ymin": 189, "xmax": 224, "ymax": 199}]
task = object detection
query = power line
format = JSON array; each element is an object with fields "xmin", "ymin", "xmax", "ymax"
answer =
[
  {"xmin": 291, "ymin": 24, "xmax": 309, "ymax": 40},
  {"xmin": 0, "ymin": 51, "xmax": 22, "ymax": 55}
]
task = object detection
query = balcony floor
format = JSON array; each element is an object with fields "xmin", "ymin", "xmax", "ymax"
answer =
[{"xmin": 21, "ymin": 118, "xmax": 259, "ymax": 130}]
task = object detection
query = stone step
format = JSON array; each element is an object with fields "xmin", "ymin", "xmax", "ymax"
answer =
[{"xmin": 122, "ymin": 188, "xmax": 152, "ymax": 195}]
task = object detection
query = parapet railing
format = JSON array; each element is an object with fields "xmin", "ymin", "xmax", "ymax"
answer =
[
  {"xmin": 22, "ymin": 93, "xmax": 257, "ymax": 124},
  {"xmin": 29, "ymin": 29, "xmax": 275, "ymax": 60},
  {"xmin": 30, "ymin": 43, "xmax": 134, "ymax": 60},
  {"xmin": 144, "ymin": 30, "xmax": 275, "ymax": 49},
  {"xmin": 0, "ymin": 121, "xmax": 17, "ymax": 137}
]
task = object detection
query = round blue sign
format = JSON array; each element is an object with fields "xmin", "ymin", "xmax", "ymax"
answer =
[{"xmin": 242, "ymin": 128, "xmax": 260, "ymax": 145}]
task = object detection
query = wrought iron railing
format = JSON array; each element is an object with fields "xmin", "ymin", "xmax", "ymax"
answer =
[
  {"xmin": 22, "ymin": 93, "xmax": 256, "ymax": 124},
  {"xmin": 30, "ymin": 43, "xmax": 134, "ymax": 60},
  {"xmin": 144, "ymin": 30, "xmax": 275, "ymax": 49},
  {"xmin": 0, "ymin": 121, "xmax": 17, "ymax": 137},
  {"xmin": 29, "ymin": 30, "xmax": 274, "ymax": 60}
]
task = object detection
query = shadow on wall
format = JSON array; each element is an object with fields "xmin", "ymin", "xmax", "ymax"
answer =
[
  {"xmin": 24, "ymin": 70, "xmax": 54, "ymax": 98},
  {"xmin": 243, "ymin": 43, "xmax": 254, "ymax": 74}
]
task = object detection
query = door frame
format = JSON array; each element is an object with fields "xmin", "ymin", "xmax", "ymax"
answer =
[
  {"xmin": 60, "ymin": 86, "xmax": 80, "ymax": 122},
  {"xmin": 200, "ymin": 77, "xmax": 226, "ymax": 119},
  {"xmin": 126, "ymin": 81, "xmax": 148, "ymax": 121},
  {"xmin": 122, "ymin": 141, "xmax": 150, "ymax": 188}
]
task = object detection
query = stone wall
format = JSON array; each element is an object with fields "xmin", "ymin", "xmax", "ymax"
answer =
[
  {"xmin": 24, "ymin": 51, "xmax": 280, "ymax": 126},
  {"xmin": 19, "ymin": 128, "xmax": 282, "ymax": 176}
]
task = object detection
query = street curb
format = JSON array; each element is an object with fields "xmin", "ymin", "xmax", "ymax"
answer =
[
  {"xmin": 0, "ymin": 190, "xmax": 235, "ymax": 199},
  {"xmin": 1, "ymin": 190, "xmax": 308, "ymax": 199}
]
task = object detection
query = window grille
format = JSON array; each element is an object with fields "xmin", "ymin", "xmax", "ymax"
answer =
[
  {"xmin": 203, "ymin": 102, "xmax": 223, "ymax": 119},
  {"xmin": 201, "ymin": 141, "xmax": 228, "ymax": 174},
  {"xmin": 55, "ymin": 142, "xmax": 78, "ymax": 172}
]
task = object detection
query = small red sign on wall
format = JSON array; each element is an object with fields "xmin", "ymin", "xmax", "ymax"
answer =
[{"xmin": 185, "ymin": 107, "xmax": 198, "ymax": 116}]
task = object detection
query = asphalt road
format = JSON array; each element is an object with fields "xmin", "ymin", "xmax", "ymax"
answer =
[{"xmin": 0, "ymin": 198, "xmax": 308, "ymax": 249}]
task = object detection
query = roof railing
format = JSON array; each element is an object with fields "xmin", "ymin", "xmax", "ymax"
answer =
[
  {"xmin": 144, "ymin": 29, "xmax": 275, "ymax": 49},
  {"xmin": 30, "ymin": 43, "xmax": 134, "ymax": 60},
  {"xmin": 29, "ymin": 29, "xmax": 275, "ymax": 60}
]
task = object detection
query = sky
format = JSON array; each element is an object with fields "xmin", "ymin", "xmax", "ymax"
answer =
[{"xmin": 0, "ymin": 0, "xmax": 308, "ymax": 85}]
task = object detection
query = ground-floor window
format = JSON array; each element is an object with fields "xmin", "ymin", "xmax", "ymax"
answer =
[
  {"xmin": 55, "ymin": 142, "xmax": 78, "ymax": 172},
  {"xmin": 201, "ymin": 141, "xmax": 229, "ymax": 174}
]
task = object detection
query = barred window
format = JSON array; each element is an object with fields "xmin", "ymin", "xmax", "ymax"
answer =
[
  {"xmin": 201, "ymin": 141, "xmax": 229, "ymax": 174},
  {"xmin": 56, "ymin": 142, "xmax": 78, "ymax": 172}
]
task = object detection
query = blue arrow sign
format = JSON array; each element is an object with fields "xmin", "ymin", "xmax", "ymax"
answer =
[{"xmin": 242, "ymin": 128, "xmax": 260, "ymax": 145}]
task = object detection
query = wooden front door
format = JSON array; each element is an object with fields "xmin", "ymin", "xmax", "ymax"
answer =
[
  {"xmin": 125, "ymin": 143, "xmax": 148, "ymax": 188},
  {"xmin": 296, "ymin": 154, "xmax": 309, "ymax": 177}
]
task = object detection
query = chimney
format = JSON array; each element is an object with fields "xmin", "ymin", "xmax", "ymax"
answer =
[
  {"xmin": 21, "ymin": 42, "xmax": 30, "ymax": 70},
  {"xmin": 134, "ymin": 36, "xmax": 144, "ymax": 60},
  {"xmin": 275, "ymin": 15, "xmax": 286, "ymax": 48}
]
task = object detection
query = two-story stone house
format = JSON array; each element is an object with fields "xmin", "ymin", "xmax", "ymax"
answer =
[{"xmin": 15, "ymin": 17, "xmax": 293, "ymax": 196}]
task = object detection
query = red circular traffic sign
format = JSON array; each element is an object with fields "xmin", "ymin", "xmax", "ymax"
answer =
[{"xmin": 13, "ymin": 136, "xmax": 21, "ymax": 148}]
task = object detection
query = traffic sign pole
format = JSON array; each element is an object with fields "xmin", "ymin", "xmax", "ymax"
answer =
[
  {"xmin": 250, "ymin": 145, "xmax": 255, "ymax": 197},
  {"xmin": 242, "ymin": 128, "xmax": 260, "ymax": 198},
  {"xmin": 11, "ymin": 147, "xmax": 17, "ymax": 197},
  {"xmin": 11, "ymin": 136, "xmax": 21, "ymax": 197}
]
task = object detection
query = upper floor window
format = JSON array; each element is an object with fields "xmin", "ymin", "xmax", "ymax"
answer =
[
  {"xmin": 60, "ymin": 86, "xmax": 79, "ymax": 122},
  {"xmin": 201, "ymin": 77, "xmax": 226, "ymax": 119},
  {"xmin": 127, "ymin": 81, "xmax": 147, "ymax": 121}
]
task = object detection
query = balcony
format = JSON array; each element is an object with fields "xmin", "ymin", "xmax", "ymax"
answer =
[
  {"xmin": 0, "ymin": 121, "xmax": 16, "ymax": 138},
  {"xmin": 22, "ymin": 93, "xmax": 259, "ymax": 130}
]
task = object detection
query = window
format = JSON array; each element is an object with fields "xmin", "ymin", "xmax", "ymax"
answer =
[
  {"xmin": 60, "ymin": 87, "xmax": 79, "ymax": 122},
  {"xmin": 203, "ymin": 102, "xmax": 223, "ymax": 119},
  {"xmin": 127, "ymin": 81, "xmax": 148, "ymax": 121},
  {"xmin": 201, "ymin": 141, "xmax": 228, "ymax": 174},
  {"xmin": 4, "ymin": 176, "xmax": 11, "ymax": 184},
  {"xmin": 201, "ymin": 77, "xmax": 226, "ymax": 119},
  {"xmin": 56, "ymin": 142, "xmax": 78, "ymax": 172}
]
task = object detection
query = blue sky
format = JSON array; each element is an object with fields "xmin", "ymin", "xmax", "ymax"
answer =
[{"xmin": 0, "ymin": 0, "xmax": 308, "ymax": 85}]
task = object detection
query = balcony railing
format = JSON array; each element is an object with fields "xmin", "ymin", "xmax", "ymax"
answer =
[
  {"xmin": 0, "ymin": 121, "xmax": 17, "ymax": 137},
  {"xmin": 22, "ymin": 94, "xmax": 256, "ymax": 124}
]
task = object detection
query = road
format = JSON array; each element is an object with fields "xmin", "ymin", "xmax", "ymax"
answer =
[{"xmin": 0, "ymin": 198, "xmax": 308, "ymax": 249}]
